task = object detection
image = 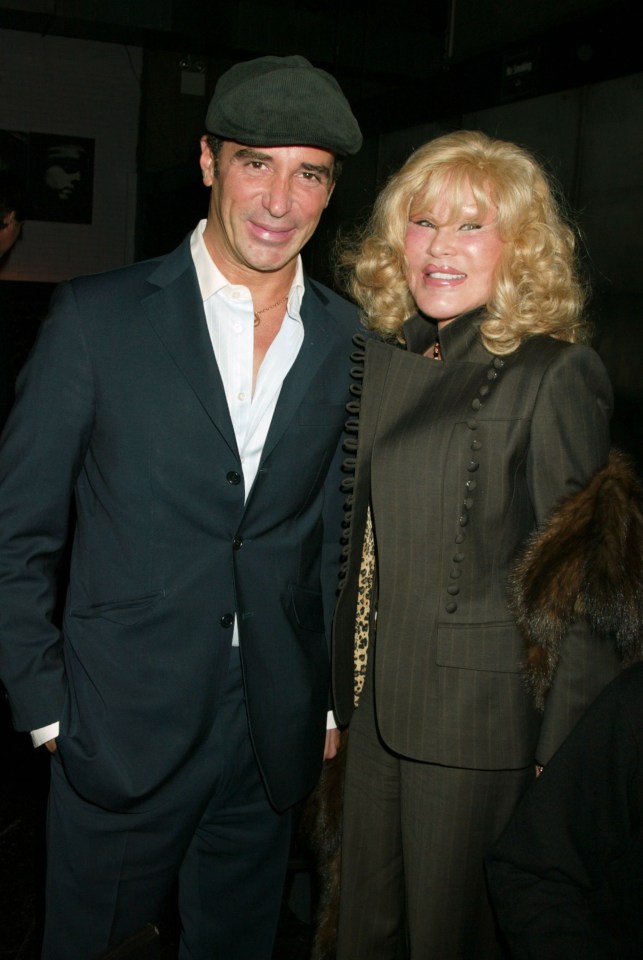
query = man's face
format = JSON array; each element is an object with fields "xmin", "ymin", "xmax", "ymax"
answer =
[
  {"xmin": 200, "ymin": 138, "xmax": 335, "ymax": 284},
  {"xmin": 0, "ymin": 211, "xmax": 21, "ymax": 258}
]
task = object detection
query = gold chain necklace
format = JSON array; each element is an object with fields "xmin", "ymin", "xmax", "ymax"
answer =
[{"xmin": 253, "ymin": 295, "xmax": 289, "ymax": 327}]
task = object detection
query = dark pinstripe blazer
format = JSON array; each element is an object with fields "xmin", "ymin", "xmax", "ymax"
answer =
[{"xmin": 332, "ymin": 310, "xmax": 621, "ymax": 769}]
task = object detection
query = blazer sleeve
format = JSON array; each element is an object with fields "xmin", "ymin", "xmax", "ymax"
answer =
[
  {"xmin": 524, "ymin": 343, "xmax": 620, "ymax": 764},
  {"xmin": 0, "ymin": 281, "xmax": 94, "ymax": 731}
]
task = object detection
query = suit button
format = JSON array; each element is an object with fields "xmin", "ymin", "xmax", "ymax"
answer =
[
  {"xmin": 226, "ymin": 471, "xmax": 242, "ymax": 485},
  {"xmin": 447, "ymin": 584, "xmax": 460, "ymax": 596},
  {"xmin": 220, "ymin": 614, "xmax": 234, "ymax": 628},
  {"xmin": 233, "ymin": 536, "xmax": 243, "ymax": 550},
  {"xmin": 445, "ymin": 601, "xmax": 458, "ymax": 613}
]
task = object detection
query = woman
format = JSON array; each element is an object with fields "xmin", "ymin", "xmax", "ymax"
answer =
[{"xmin": 331, "ymin": 131, "xmax": 623, "ymax": 959}]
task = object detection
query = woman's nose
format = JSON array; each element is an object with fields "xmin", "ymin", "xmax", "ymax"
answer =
[{"xmin": 428, "ymin": 226, "xmax": 455, "ymax": 256}]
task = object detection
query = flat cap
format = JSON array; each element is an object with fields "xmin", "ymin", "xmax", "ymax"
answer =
[{"xmin": 206, "ymin": 54, "xmax": 362, "ymax": 156}]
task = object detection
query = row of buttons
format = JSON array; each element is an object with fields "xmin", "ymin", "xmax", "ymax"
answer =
[{"xmin": 444, "ymin": 355, "xmax": 506, "ymax": 614}]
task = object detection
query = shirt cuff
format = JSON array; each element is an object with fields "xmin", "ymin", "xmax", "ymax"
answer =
[
  {"xmin": 326, "ymin": 710, "xmax": 337, "ymax": 731},
  {"xmin": 31, "ymin": 721, "xmax": 60, "ymax": 748}
]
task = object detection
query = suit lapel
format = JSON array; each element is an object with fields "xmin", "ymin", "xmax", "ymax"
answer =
[
  {"xmin": 259, "ymin": 279, "xmax": 335, "ymax": 464},
  {"xmin": 142, "ymin": 239, "xmax": 238, "ymax": 457}
]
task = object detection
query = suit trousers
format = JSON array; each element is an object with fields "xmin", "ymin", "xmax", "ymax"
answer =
[
  {"xmin": 336, "ymin": 663, "xmax": 531, "ymax": 960},
  {"xmin": 42, "ymin": 647, "xmax": 292, "ymax": 960}
]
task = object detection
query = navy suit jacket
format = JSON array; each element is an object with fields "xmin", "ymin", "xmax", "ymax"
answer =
[{"xmin": 0, "ymin": 236, "xmax": 358, "ymax": 812}]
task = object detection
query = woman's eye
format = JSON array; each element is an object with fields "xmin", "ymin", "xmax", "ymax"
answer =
[{"xmin": 460, "ymin": 222, "xmax": 482, "ymax": 231}]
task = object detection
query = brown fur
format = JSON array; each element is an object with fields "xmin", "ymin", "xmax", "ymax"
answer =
[{"xmin": 509, "ymin": 449, "xmax": 643, "ymax": 707}]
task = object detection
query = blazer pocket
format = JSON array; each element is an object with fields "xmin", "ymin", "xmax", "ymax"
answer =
[
  {"xmin": 288, "ymin": 584, "xmax": 325, "ymax": 633},
  {"xmin": 436, "ymin": 621, "xmax": 525, "ymax": 673},
  {"xmin": 70, "ymin": 591, "xmax": 165, "ymax": 625}
]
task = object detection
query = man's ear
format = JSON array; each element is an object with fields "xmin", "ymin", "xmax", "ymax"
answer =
[{"xmin": 200, "ymin": 136, "xmax": 215, "ymax": 186}]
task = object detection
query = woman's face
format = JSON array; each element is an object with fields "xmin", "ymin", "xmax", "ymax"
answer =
[{"xmin": 404, "ymin": 181, "xmax": 504, "ymax": 327}]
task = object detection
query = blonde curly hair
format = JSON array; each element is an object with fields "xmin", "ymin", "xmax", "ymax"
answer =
[{"xmin": 338, "ymin": 130, "xmax": 589, "ymax": 354}]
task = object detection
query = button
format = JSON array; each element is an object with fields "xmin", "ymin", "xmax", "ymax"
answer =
[
  {"xmin": 466, "ymin": 479, "xmax": 477, "ymax": 491},
  {"xmin": 493, "ymin": 357, "xmax": 505, "ymax": 369},
  {"xmin": 454, "ymin": 532, "xmax": 466, "ymax": 544},
  {"xmin": 453, "ymin": 551, "xmax": 465, "ymax": 563},
  {"xmin": 458, "ymin": 513, "xmax": 469, "ymax": 527},
  {"xmin": 447, "ymin": 584, "xmax": 460, "ymax": 596},
  {"xmin": 470, "ymin": 439, "xmax": 482, "ymax": 451},
  {"xmin": 233, "ymin": 536, "xmax": 243, "ymax": 550},
  {"xmin": 467, "ymin": 418, "xmax": 478, "ymax": 429},
  {"xmin": 479, "ymin": 384, "xmax": 490, "ymax": 396},
  {"xmin": 446, "ymin": 601, "xmax": 458, "ymax": 613},
  {"xmin": 487, "ymin": 369, "xmax": 498, "ymax": 380},
  {"xmin": 463, "ymin": 497, "xmax": 474, "ymax": 510},
  {"xmin": 238, "ymin": 392, "xmax": 246, "ymax": 401},
  {"xmin": 471, "ymin": 398, "xmax": 482, "ymax": 411},
  {"xmin": 220, "ymin": 614, "xmax": 234, "ymax": 628},
  {"xmin": 467, "ymin": 460, "xmax": 480, "ymax": 473},
  {"xmin": 226, "ymin": 471, "xmax": 242, "ymax": 485},
  {"xmin": 449, "ymin": 568, "xmax": 462, "ymax": 579}
]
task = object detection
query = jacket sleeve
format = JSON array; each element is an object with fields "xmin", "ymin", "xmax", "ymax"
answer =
[
  {"xmin": 524, "ymin": 343, "xmax": 620, "ymax": 764},
  {"xmin": 0, "ymin": 281, "xmax": 94, "ymax": 731}
]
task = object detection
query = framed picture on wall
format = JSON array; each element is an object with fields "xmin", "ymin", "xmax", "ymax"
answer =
[
  {"xmin": 28, "ymin": 132, "xmax": 95, "ymax": 225},
  {"xmin": 1, "ymin": 129, "xmax": 95, "ymax": 226}
]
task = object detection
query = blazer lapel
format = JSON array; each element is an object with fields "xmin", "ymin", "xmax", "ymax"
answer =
[
  {"xmin": 259, "ymin": 279, "xmax": 335, "ymax": 464},
  {"xmin": 142, "ymin": 239, "xmax": 238, "ymax": 458}
]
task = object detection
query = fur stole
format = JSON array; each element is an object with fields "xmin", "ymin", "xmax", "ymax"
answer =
[{"xmin": 510, "ymin": 449, "xmax": 643, "ymax": 709}]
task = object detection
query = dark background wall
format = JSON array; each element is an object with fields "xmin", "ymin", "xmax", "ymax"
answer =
[{"xmin": 0, "ymin": 0, "xmax": 641, "ymax": 463}]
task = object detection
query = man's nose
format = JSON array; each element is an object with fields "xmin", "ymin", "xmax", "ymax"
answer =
[{"xmin": 262, "ymin": 176, "xmax": 291, "ymax": 218}]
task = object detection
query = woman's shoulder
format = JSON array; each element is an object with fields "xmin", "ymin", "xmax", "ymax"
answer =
[{"xmin": 514, "ymin": 333, "xmax": 604, "ymax": 370}]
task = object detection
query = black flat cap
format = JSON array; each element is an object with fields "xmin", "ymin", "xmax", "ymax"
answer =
[{"xmin": 206, "ymin": 54, "xmax": 362, "ymax": 156}]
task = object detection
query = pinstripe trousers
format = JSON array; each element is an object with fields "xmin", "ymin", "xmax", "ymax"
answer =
[{"xmin": 336, "ymin": 659, "xmax": 532, "ymax": 960}]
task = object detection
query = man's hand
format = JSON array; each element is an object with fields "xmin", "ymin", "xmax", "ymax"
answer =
[
  {"xmin": 324, "ymin": 728, "xmax": 341, "ymax": 761},
  {"xmin": 45, "ymin": 739, "xmax": 57, "ymax": 753}
]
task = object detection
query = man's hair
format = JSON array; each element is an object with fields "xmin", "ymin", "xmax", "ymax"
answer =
[
  {"xmin": 337, "ymin": 130, "xmax": 588, "ymax": 353},
  {"xmin": 0, "ymin": 170, "xmax": 28, "ymax": 222},
  {"xmin": 204, "ymin": 135, "xmax": 343, "ymax": 183}
]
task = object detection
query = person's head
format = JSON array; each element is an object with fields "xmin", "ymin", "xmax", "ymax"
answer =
[
  {"xmin": 43, "ymin": 143, "xmax": 85, "ymax": 201},
  {"xmin": 0, "ymin": 170, "xmax": 27, "ymax": 258},
  {"xmin": 198, "ymin": 54, "xmax": 362, "ymax": 284},
  {"xmin": 341, "ymin": 130, "xmax": 587, "ymax": 352}
]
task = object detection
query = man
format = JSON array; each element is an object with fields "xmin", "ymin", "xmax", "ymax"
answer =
[{"xmin": 0, "ymin": 55, "xmax": 362, "ymax": 960}]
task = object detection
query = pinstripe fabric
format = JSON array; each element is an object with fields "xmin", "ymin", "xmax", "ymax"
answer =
[
  {"xmin": 332, "ymin": 310, "xmax": 621, "ymax": 958},
  {"xmin": 333, "ymin": 311, "xmax": 618, "ymax": 769}
]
